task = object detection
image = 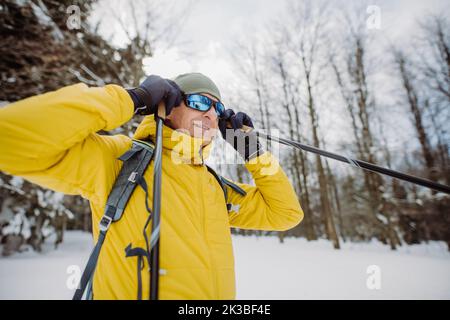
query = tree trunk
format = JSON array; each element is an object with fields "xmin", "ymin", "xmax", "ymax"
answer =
[{"xmin": 305, "ymin": 76, "xmax": 339, "ymax": 249}]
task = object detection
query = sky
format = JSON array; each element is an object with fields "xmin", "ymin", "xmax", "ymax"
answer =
[
  {"xmin": 91, "ymin": 0, "xmax": 449, "ymax": 95},
  {"xmin": 91, "ymin": 0, "xmax": 288, "ymax": 94},
  {"xmin": 94, "ymin": 0, "xmax": 447, "ymax": 88}
]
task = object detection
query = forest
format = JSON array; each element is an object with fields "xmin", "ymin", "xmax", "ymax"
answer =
[{"xmin": 0, "ymin": 0, "xmax": 448, "ymax": 256}]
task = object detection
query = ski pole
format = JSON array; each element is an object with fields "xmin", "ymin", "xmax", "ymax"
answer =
[
  {"xmin": 238, "ymin": 126, "xmax": 450, "ymax": 194},
  {"xmin": 149, "ymin": 102, "xmax": 165, "ymax": 300}
]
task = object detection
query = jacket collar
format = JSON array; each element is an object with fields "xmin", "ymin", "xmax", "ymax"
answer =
[{"xmin": 133, "ymin": 116, "xmax": 213, "ymax": 165}]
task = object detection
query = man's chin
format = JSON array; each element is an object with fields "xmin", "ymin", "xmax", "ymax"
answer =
[
  {"xmin": 194, "ymin": 131, "xmax": 217, "ymax": 143},
  {"xmin": 192, "ymin": 126, "xmax": 219, "ymax": 139}
]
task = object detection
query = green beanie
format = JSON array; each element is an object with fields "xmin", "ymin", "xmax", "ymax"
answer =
[{"xmin": 173, "ymin": 72, "xmax": 221, "ymax": 101}]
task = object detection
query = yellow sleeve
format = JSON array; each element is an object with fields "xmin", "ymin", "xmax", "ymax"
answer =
[
  {"xmin": 0, "ymin": 83, "xmax": 134, "ymax": 204},
  {"xmin": 226, "ymin": 152, "xmax": 304, "ymax": 231}
]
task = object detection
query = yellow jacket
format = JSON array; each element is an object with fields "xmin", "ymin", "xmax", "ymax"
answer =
[{"xmin": 0, "ymin": 83, "xmax": 303, "ymax": 299}]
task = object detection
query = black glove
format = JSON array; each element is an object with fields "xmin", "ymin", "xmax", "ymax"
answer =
[
  {"xmin": 126, "ymin": 75, "xmax": 183, "ymax": 116},
  {"xmin": 218, "ymin": 109, "xmax": 264, "ymax": 161}
]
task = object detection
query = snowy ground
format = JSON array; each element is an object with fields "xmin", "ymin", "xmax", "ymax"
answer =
[{"xmin": 0, "ymin": 231, "xmax": 449, "ymax": 300}]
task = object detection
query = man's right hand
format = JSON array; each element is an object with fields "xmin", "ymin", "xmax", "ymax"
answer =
[{"xmin": 126, "ymin": 75, "xmax": 183, "ymax": 116}]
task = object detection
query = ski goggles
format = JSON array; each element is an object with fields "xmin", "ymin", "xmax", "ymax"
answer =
[{"xmin": 184, "ymin": 94, "xmax": 226, "ymax": 118}]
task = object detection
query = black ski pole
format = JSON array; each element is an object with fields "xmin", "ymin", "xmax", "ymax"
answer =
[
  {"xmin": 246, "ymin": 128, "xmax": 450, "ymax": 195},
  {"xmin": 149, "ymin": 103, "xmax": 165, "ymax": 300}
]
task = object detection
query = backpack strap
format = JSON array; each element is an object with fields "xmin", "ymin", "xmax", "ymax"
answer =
[
  {"xmin": 206, "ymin": 165, "xmax": 247, "ymax": 212},
  {"xmin": 73, "ymin": 139, "xmax": 154, "ymax": 300},
  {"xmin": 206, "ymin": 165, "xmax": 228, "ymax": 201},
  {"xmin": 221, "ymin": 177, "xmax": 247, "ymax": 196},
  {"xmin": 110, "ymin": 139, "xmax": 155, "ymax": 221}
]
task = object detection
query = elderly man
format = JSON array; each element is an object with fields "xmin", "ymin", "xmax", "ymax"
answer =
[{"xmin": 0, "ymin": 72, "xmax": 303, "ymax": 299}]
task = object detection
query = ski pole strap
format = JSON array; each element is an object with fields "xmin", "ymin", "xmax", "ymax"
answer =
[
  {"xmin": 136, "ymin": 175, "xmax": 154, "ymax": 269},
  {"xmin": 137, "ymin": 175, "xmax": 153, "ymax": 217},
  {"xmin": 125, "ymin": 244, "xmax": 149, "ymax": 300}
]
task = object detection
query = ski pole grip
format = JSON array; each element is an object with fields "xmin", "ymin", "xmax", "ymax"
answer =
[{"xmin": 157, "ymin": 102, "xmax": 166, "ymax": 119}]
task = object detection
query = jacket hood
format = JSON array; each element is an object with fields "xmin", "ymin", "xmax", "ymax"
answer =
[{"xmin": 133, "ymin": 115, "xmax": 214, "ymax": 165}]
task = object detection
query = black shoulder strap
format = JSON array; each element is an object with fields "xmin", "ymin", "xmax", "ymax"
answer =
[
  {"xmin": 221, "ymin": 177, "xmax": 247, "ymax": 196},
  {"xmin": 206, "ymin": 165, "xmax": 247, "ymax": 212},
  {"xmin": 72, "ymin": 139, "xmax": 154, "ymax": 300}
]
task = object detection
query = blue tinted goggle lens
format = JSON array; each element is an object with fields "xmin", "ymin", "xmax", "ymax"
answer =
[{"xmin": 185, "ymin": 94, "xmax": 225, "ymax": 117}]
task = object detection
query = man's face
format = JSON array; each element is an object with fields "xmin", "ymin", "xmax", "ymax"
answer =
[{"xmin": 165, "ymin": 93, "xmax": 220, "ymax": 144}]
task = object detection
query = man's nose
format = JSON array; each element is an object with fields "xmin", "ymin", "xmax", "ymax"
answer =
[{"xmin": 203, "ymin": 106, "xmax": 217, "ymax": 121}]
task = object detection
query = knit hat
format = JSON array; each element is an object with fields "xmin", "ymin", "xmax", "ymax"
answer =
[{"xmin": 173, "ymin": 72, "xmax": 221, "ymax": 101}]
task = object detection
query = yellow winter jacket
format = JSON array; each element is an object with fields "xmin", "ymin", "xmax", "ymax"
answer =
[{"xmin": 0, "ymin": 83, "xmax": 303, "ymax": 299}]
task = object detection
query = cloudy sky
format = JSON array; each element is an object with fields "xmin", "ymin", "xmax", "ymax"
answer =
[
  {"xmin": 91, "ymin": 0, "xmax": 448, "ymax": 163},
  {"xmin": 92, "ymin": 0, "xmax": 448, "ymax": 98},
  {"xmin": 93, "ymin": 0, "xmax": 448, "ymax": 86},
  {"xmin": 134, "ymin": 0, "xmax": 446, "ymax": 86}
]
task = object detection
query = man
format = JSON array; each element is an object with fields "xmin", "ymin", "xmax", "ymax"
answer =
[{"xmin": 0, "ymin": 72, "xmax": 303, "ymax": 299}]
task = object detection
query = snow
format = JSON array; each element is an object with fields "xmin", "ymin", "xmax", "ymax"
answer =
[
  {"xmin": 234, "ymin": 236, "xmax": 450, "ymax": 300},
  {"xmin": 0, "ymin": 231, "xmax": 449, "ymax": 299},
  {"xmin": 29, "ymin": 0, "xmax": 64, "ymax": 42},
  {"xmin": 2, "ymin": 208, "xmax": 30, "ymax": 239},
  {"xmin": 0, "ymin": 231, "xmax": 92, "ymax": 300}
]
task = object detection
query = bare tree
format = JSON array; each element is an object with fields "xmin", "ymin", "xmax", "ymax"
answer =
[
  {"xmin": 268, "ymin": 27, "xmax": 317, "ymax": 241},
  {"xmin": 229, "ymin": 40, "xmax": 272, "ymax": 130},
  {"xmin": 417, "ymin": 14, "xmax": 450, "ymax": 102},
  {"xmin": 104, "ymin": 0, "xmax": 190, "ymax": 86},
  {"xmin": 287, "ymin": 0, "xmax": 339, "ymax": 248},
  {"xmin": 393, "ymin": 49, "xmax": 437, "ymax": 181},
  {"xmin": 329, "ymin": 10, "xmax": 404, "ymax": 249},
  {"xmin": 321, "ymin": 139, "xmax": 345, "ymax": 242},
  {"xmin": 416, "ymin": 14, "xmax": 450, "ymax": 184}
]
